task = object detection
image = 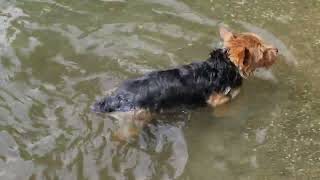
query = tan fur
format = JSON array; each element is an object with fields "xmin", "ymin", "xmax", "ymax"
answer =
[
  {"xmin": 219, "ymin": 27, "xmax": 278, "ymax": 78},
  {"xmin": 207, "ymin": 93, "xmax": 231, "ymax": 107},
  {"xmin": 113, "ymin": 28, "xmax": 278, "ymax": 141},
  {"xmin": 207, "ymin": 88, "xmax": 241, "ymax": 107},
  {"xmin": 207, "ymin": 28, "xmax": 278, "ymax": 108},
  {"xmin": 111, "ymin": 109, "xmax": 153, "ymax": 141}
]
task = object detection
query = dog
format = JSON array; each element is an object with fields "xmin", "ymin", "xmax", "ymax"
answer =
[{"xmin": 93, "ymin": 27, "xmax": 278, "ymax": 139}]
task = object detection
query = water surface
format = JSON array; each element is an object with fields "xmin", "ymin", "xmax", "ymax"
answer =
[{"xmin": 0, "ymin": 0, "xmax": 320, "ymax": 179}]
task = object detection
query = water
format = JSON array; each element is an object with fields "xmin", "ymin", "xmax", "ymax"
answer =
[{"xmin": 0, "ymin": 0, "xmax": 319, "ymax": 179}]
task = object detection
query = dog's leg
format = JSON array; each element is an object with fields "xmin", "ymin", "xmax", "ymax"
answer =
[
  {"xmin": 207, "ymin": 88, "xmax": 241, "ymax": 117},
  {"xmin": 207, "ymin": 93, "xmax": 231, "ymax": 107},
  {"xmin": 207, "ymin": 88, "xmax": 241, "ymax": 107},
  {"xmin": 112, "ymin": 109, "xmax": 153, "ymax": 141}
]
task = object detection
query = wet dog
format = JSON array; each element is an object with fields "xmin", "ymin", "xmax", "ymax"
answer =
[{"xmin": 93, "ymin": 27, "xmax": 278, "ymax": 139}]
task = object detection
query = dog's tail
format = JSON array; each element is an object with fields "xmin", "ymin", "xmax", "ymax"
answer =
[{"xmin": 92, "ymin": 95, "xmax": 122, "ymax": 113}]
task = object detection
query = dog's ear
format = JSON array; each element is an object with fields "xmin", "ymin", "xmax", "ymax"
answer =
[
  {"xmin": 242, "ymin": 48, "xmax": 250, "ymax": 66},
  {"xmin": 219, "ymin": 27, "xmax": 233, "ymax": 42},
  {"xmin": 229, "ymin": 47, "xmax": 254, "ymax": 77},
  {"xmin": 239, "ymin": 47, "xmax": 254, "ymax": 77}
]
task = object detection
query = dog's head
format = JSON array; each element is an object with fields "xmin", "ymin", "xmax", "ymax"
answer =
[{"xmin": 219, "ymin": 27, "xmax": 278, "ymax": 78}]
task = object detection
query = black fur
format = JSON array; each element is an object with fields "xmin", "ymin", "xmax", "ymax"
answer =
[{"xmin": 93, "ymin": 49, "xmax": 242, "ymax": 112}]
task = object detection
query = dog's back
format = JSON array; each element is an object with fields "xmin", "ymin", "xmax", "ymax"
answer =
[{"xmin": 93, "ymin": 49, "xmax": 242, "ymax": 113}]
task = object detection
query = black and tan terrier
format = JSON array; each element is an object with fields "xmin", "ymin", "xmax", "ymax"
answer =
[{"xmin": 93, "ymin": 27, "xmax": 278, "ymax": 139}]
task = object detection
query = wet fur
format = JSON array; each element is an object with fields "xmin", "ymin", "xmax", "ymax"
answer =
[
  {"xmin": 93, "ymin": 28, "xmax": 278, "ymax": 114},
  {"xmin": 93, "ymin": 49, "xmax": 242, "ymax": 113},
  {"xmin": 93, "ymin": 28, "xmax": 279, "ymax": 141}
]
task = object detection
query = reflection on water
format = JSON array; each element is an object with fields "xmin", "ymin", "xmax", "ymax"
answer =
[{"xmin": 0, "ymin": 0, "xmax": 319, "ymax": 179}]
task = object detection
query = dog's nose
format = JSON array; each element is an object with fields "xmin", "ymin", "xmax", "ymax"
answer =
[{"xmin": 274, "ymin": 48, "xmax": 278, "ymax": 53}]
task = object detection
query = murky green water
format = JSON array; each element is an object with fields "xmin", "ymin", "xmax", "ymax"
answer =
[{"xmin": 0, "ymin": 0, "xmax": 320, "ymax": 179}]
